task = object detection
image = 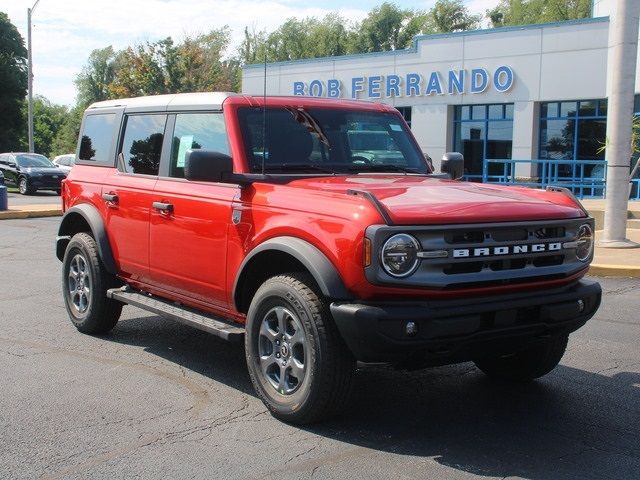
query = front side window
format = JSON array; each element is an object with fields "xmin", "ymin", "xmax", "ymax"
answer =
[
  {"xmin": 238, "ymin": 107, "xmax": 428, "ymax": 174},
  {"xmin": 79, "ymin": 114, "xmax": 116, "ymax": 162},
  {"xmin": 120, "ymin": 114, "xmax": 166, "ymax": 175},
  {"xmin": 169, "ymin": 113, "xmax": 229, "ymax": 178}
]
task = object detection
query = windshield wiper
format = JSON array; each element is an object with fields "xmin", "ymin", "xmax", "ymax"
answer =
[
  {"xmin": 285, "ymin": 107, "xmax": 331, "ymax": 148},
  {"xmin": 348, "ymin": 164, "xmax": 422, "ymax": 174},
  {"xmin": 263, "ymin": 164, "xmax": 337, "ymax": 174}
]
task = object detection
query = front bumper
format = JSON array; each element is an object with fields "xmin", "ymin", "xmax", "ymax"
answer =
[
  {"xmin": 30, "ymin": 176, "xmax": 63, "ymax": 190},
  {"xmin": 330, "ymin": 279, "xmax": 601, "ymax": 364}
]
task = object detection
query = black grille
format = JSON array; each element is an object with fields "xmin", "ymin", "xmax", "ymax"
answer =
[{"xmin": 366, "ymin": 218, "xmax": 592, "ymax": 289}]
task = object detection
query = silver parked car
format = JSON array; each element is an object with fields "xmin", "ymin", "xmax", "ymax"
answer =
[{"xmin": 52, "ymin": 154, "xmax": 76, "ymax": 174}]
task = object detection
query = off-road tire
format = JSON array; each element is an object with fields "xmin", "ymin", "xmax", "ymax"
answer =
[
  {"xmin": 62, "ymin": 232, "xmax": 122, "ymax": 334},
  {"xmin": 18, "ymin": 177, "xmax": 34, "ymax": 195},
  {"xmin": 245, "ymin": 273, "xmax": 355, "ymax": 424},
  {"xmin": 474, "ymin": 334, "xmax": 569, "ymax": 381}
]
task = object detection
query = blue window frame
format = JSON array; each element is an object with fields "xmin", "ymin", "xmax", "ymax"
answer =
[
  {"xmin": 453, "ymin": 103, "xmax": 513, "ymax": 180},
  {"xmin": 539, "ymin": 99, "xmax": 607, "ymax": 179}
]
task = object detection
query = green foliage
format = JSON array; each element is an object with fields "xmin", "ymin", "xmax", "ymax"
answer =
[
  {"xmin": 24, "ymin": 96, "xmax": 68, "ymax": 157},
  {"xmin": 240, "ymin": 1, "xmax": 483, "ymax": 63},
  {"xmin": 353, "ymin": 3, "xmax": 428, "ymax": 53},
  {"xmin": 51, "ymin": 106, "xmax": 83, "ymax": 157},
  {"xmin": 431, "ymin": 0, "xmax": 481, "ymax": 33},
  {"xmin": 77, "ymin": 28, "xmax": 239, "ymax": 102},
  {"xmin": 75, "ymin": 46, "xmax": 116, "ymax": 107},
  {"xmin": 0, "ymin": 12, "xmax": 28, "ymax": 152},
  {"xmin": 489, "ymin": 0, "xmax": 591, "ymax": 27}
]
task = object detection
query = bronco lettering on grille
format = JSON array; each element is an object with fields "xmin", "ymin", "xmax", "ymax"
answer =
[{"xmin": 452, "ymin": 242, "xmax": 562, "ymax": 258}]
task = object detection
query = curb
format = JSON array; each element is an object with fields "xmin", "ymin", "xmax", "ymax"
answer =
[
  {"xmin": 0, "ymin": 209, "xmax": 62, "ymax": 220},
  {"xmin": 589, "ymin": 264, "xmax": 640, "ymax": 278}
]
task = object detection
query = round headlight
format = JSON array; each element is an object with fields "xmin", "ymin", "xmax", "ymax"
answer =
[
  {"xmin": 381, "ymin": 233, "xmax": 420, "ymax": 277},
  {"xmin": 575, "ymin": 223, "xmax": 594, "ymax": 262}
]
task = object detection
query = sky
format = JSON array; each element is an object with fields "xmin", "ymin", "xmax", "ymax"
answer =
[{"xmin": 3, "ymin": 0, "xmax": 497, "ymax": 106}]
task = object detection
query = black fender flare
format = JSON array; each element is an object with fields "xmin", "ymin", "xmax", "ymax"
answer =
[
  {"xmin": 56, "ymin": 204, "xmax": 117, "ymax": 274},
  {"xmin": 233, "ymin": 236, "xmax": 351, "ymax": 310}
]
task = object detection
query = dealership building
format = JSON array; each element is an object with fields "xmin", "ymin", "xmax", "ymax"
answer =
[{"xmin": 242, "ymin": 0, "xmax": 639, "ymax": 200}]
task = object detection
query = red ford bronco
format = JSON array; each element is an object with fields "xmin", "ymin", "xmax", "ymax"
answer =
[{"xmin": 56, "ymin": 93, "xmax": 601, "ymax": 423}]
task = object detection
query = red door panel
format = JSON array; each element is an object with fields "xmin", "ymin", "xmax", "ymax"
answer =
[
  {"xmin": 149, "ymin": 179, "xmax": 238, "ymax": 308},
  {"xmin": 102, "ymin": 171, "xmax": 158, "ymax": 283}
]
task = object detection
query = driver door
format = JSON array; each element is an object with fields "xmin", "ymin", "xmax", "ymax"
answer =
[{"xmin": 149, "ymin": 112, "xmax": 238, "ymax": 309}]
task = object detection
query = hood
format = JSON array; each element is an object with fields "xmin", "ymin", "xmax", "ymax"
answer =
[
  {"xmin": 23, "ymin": 166, "xmax": 65, "ymax": 175},
  {"xmin": 286, "ymin": 175, "xmax": 586, "ymax": 225}
]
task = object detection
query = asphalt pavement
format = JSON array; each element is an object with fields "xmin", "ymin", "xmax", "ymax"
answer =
[
  {"xmin": 1, "ymin": 217, "xmax": 639, "ymax": 480},
  {"xmin": 4, "ymin": 189, "xmax": 61, "ymax": 206}
]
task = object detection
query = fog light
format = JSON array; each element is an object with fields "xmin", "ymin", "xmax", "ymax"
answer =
[
  {"xmin": 577, "ymin": 299, "xmax": 585, "ymax": 313},
  {"xmin": 406, "ymin": 321, "xmax": 418, "ymax": 337}
]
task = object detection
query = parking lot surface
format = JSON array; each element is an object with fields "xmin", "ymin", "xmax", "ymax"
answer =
[
  {"xmin": 4, "ymin": 190, "xmax": 61, "ymax": 206},
  {"xmin": 1, "ymin": 217, "xmax": 639, "ymax": 480}
]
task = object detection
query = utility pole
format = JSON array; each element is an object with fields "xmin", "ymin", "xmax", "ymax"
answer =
[
  {"xmin": 27, "ymin": 0, "xmax": 41, "ymax": 154},
  {"xmin": 601, "ymin": 0, "xmax": 640, "ymax": 248}
]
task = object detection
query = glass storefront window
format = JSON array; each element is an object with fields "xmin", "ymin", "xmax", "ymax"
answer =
[
  {"xmin": 453, "ymin": 103, "xmax": 514, "ymax": 180},
  {"xmin": 539, "ymin": 99, "xmax": 607, "ymax": 179},
  {"xmin": 396, "ymin": 106, "xmax": 412, "ymax": 128}
]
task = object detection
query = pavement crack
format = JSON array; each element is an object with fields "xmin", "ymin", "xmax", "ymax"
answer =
[{"xmin": 286, "ymin": 444, "xmax": 320, "ymax": 464}]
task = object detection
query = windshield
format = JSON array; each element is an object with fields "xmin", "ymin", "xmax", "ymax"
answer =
[
  {"xmin": 16, "ymin": 154, "xmax": 53, "ymax": 168},
  {"xmin": 238, "ymin": 107, "xmax": 430, "ymax": 174}
]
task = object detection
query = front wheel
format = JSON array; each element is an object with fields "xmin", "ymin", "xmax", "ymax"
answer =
[
  {"xmin": 245, "ymin": 274, "xmax": 355, "ymax": 424},
  {"xmin": 18, "ymin": 177, "xmax": 34, "ymax": 195},
  {"xmin": 62, "ymin": 232, "xmax": 122, "ymax": 334},
  {"xmin": 473, "ymin": 334, "xmax": 569, "ymax": 382}
]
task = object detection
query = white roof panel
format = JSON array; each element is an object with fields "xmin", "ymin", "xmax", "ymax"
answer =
[{"xmin": 88, "ymin": 92, "xmax": 239, "ymax": 112}]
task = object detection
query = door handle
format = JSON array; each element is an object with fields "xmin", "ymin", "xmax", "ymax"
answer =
[
  {"xmin": 102, "ymin": 192, "xmax": 118, "ymax": 205},
  {"xmin": 152, "ymin": 201, "xmax": 174, "ymax": 213}
]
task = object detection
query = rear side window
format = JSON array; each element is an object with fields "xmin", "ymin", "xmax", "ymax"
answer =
[
  {"xmin": 169, "ymin": 113, "xmax": 229, "ymax": 178},
  {"xmin": 119, "ymin": 114, "xmax": 166, "ymax": 175},
  {"xmin": 79, "ymin": 114, "xmax": 116, "ymax": 162}
]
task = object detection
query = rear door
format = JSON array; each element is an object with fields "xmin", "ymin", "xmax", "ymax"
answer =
[
  {"xmin": 101, "ymin": 113, "xmax": 167, "ymax": 284},
  {"xmin": 149, "ymin": 111, "xmax": 238, "ymax": 308}
]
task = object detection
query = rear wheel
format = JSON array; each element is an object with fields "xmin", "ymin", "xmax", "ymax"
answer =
[
  {"xmin": 473, "ymin": 334, "xmax": 569, "ymax": 382},
  {"xmin": 62, "ymin": 232, "xmax": 122, "ymax": 334},
  {"xmin": 245, "ymin": 273, "xmax": 355, "ymax": 424}
]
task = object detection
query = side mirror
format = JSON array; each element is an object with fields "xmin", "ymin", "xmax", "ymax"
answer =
[
  {"xmin": 184, "ymin": 150, "xmax": 233, "ymax": 183},
  {"xmin": 441, "ymin": 152, "xmax": 464, "ymax": 180}
]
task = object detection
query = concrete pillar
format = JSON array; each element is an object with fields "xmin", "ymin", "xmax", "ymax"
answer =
[
  {"xmin": 601, "ymin": 0, "xmax": 640, "ymax": 248},
  {"xmin": 510, "ymin": 101, "xmax": 537, "ymax": 179}
]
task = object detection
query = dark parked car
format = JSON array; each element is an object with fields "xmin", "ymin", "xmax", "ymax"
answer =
[
  {"xmin": 0, "ymin": 152, "xmax": 67, "ymax": 195},
  {"xmin": 0, "ymin": 169, "xmax": 4, "ymax": 186}
]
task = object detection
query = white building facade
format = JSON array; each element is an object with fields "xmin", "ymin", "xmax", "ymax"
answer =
[{"xmin": 242, "ymin": 1, "xmax": 640, "ymax": 199}]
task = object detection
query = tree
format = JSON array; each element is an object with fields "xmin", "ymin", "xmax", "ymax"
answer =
[
  {"xmin": 430, "ymin": 0, "xmax": 481, "ymax": 33},
  {"xmin": 489, "ymin": 0, "xmax": 591, "ymax": 27},
  {"xmin": 0, "ymin": 12, "xmax": 28, "ymax": 152},
  {"xmin": 24, "ymin": 96, "xmax": 68, "ymax": 157},
  {"xmin": 75, "ymin": 46, "xmax": 116, "ymax": 107},
  {"xmin": 351, "ymin": 3, "xmax": 429, "ymax": 53},
  {"xmin": 77, "ymin": 28, "xmax": 240, "ymax": 100},
  {"xmin": 51, "ymin": 105, "xmax": 83, "ymax": 156}
]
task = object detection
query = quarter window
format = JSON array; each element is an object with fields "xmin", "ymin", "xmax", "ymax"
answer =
[
  {"xmin": 79, "ymin": 114, "xmax": 116, "ymax": 163},
  {"xmin": 169, "ymin": 113, "xmax": 229, "ymax": 178},
  {"xmin": 119, "ymin": 114, "xmax": 166, "ymax": 175}
]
